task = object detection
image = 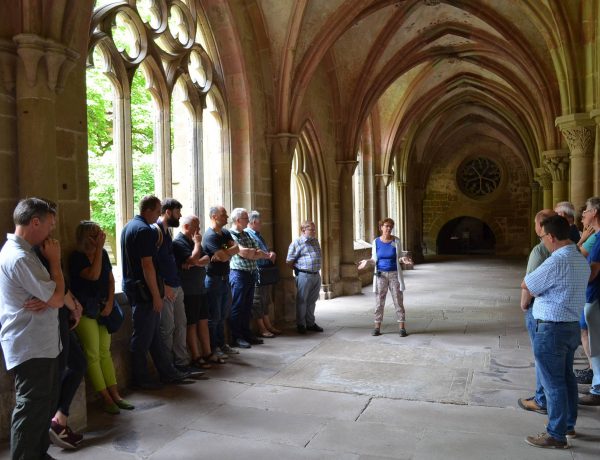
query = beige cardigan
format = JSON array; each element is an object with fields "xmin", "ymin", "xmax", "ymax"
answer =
[{"xmin": 369, "ymin": 237, "xmax": 406, "ymax": 292}]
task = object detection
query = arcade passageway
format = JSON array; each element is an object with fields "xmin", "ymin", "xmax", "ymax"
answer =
[{"xmin": 5, "ymin": 257, "xmax": 594, "ymax": 460}]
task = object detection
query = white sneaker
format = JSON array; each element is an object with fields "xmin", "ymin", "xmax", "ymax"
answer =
[{"xmin": 221, "ymin": 344, "xmax": 239, "ymax": 354}]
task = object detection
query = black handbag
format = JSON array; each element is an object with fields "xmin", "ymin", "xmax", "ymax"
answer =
[
  {"xmin": 97, "ymin": 299, "xmax": 125, "ymax": 334},
  {"xmin": 83, "ymin": 295, "xmax": 106, "ymax": 319},
  {"xmin": 257, "ymin": 264, "xmax": 280, "ymax": 286},
  {"xmin": 134, "ymin": 276, "xmax": 165, "ymax": 302}
]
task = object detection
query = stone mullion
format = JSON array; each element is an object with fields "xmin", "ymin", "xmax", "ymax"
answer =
[{"xmin": 192, "ymin": 107, "xmax": 204, "ymax": 226}]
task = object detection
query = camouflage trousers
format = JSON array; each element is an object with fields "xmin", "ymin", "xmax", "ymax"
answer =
[{"xmin": 374, "ymin": 271, "xmax": 405, "ymax": 323}]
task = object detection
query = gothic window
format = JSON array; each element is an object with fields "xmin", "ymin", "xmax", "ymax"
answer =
[{"xmin": 87, "ymin": 0, "xmax": 223, "ymax": 266}]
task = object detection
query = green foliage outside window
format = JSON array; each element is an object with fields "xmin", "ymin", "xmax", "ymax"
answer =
[{"xmin": 87, "ymin": 61, "xmax": 155, "ymax": 255}]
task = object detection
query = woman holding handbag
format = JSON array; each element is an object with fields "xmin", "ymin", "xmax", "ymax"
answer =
[
  {"xmin": 358, "ymin": 218, "xmax": 408, "ymax": 337},
  {"xmin": 70, "ymin": 220, "xmax": 134, "ymax": 414}
]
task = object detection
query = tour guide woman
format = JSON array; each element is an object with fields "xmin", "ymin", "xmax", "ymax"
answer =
[{"xmin": 358, "ymin": 218, "xmax": 407, "ymax": 337}]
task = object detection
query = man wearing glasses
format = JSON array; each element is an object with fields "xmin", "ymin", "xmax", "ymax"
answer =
[
  {"xmin": 518, "ymin": 209, "xmax": 555, "ymax": 417},
  {"xmin": 521, "ymin": 215, "xmax": 589, "ymax": 449}
]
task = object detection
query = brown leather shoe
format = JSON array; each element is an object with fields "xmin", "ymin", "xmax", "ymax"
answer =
[
  {"xmin": 525, "ymin": 433, "xmax": 568, "ymax": 449},
  {"xmin": 578, "ymin": 393, "xmax": 600, "ymax": 406},
  {"xmin": 518, "ymin": 397, "xmax": 547, "ymax": 414}
]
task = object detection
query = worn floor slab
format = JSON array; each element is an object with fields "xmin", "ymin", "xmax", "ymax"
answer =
[{"xmin": 1, "ymin": 256, "xmax": 599, "ymax": 459}]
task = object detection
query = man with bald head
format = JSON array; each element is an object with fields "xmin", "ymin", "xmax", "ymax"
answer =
[
  {"xmin": 555, "ymin": 201, "xmax": 580, "ymax": 244},
  {"xmin": 518, "ymin": 208, "xmax": 555, "ymax": 417},
  {"xmin": 202, "ymin": 206, "xmax": 240, "ymax": 356}
]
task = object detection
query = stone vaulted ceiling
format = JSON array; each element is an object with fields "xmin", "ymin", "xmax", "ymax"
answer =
[{"xmin": 251, "ymin": 0, "xmax": 584, "ymax": 185}]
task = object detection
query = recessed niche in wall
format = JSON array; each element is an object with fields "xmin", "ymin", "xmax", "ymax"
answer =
[{"xmin": 456, "ymin": 156, "xmax": 502, "ymax": 199}]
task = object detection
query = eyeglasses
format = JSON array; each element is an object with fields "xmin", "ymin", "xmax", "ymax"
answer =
[
  {"xmin": 539, "ymin": 233, "xmax": 549, "ymax": 241},
  {"xmin": 583, "ymin": 209, "xmax": 594, "ymax": 214}
]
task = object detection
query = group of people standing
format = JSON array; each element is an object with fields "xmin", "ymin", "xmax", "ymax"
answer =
[
  {"xmin": 519, "ymin": 199, "xmax": 600, "ymax": 450},
  {"xmin": 0, "ymin": 195, "xmax": 334, "ymax": 459}
]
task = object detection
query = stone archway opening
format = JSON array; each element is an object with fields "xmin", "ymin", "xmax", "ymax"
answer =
[{"xmin": 436, "ymin": 216, "xmax": 496, "ymax": 255}]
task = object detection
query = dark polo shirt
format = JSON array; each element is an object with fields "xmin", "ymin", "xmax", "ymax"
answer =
[
  {"xmin": 202, "ymin": 227, "xmax": 233, "ymax": 277},
  {"xmin": 121, "ymin": 215, "xmax": 159, "ymax": 296}
]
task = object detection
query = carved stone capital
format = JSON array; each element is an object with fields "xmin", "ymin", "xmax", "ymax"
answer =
[
  {"xmin": 336, "ymin": 159, "xmax": 359, "ymax": 178},
  {"xmin": 268, "ymin": 133, "xmax": 299, "ymax": 163},
  {"xmin": 374, "ymin": 173, "xmax": 392, "ymax": 188},
  {"xmin": 542, "ymin": 150, "xmax": 569, "ymax": 182},
  {"xmin": 534, "ymin": 168, "xmax": 552, "ymax": 189},
  {"xmin": 13, "ymin": 34, "xmax": 80, "ymax": 93},
  {"xmin": 556, "ymin": 113, "xmax": 596, "ymax": 158},
  {"xmin": 591, "ymin": 109, "xmax": 600, "ymax": 124}
]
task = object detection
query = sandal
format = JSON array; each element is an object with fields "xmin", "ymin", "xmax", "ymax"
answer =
[
  {"xmin": 259, "ymin": 331, "xmax": 275, "ymax": 338},
  {"xmin": 204, "ymin": 353, "xmax": 226, "ymax": 364},
  {"xmin": 192, "ymin": 357, "xmax": 212, "ymax": 369},
  {"xmin": 268, "ymin": 327, "xmax": 282, "ymax": 335}
]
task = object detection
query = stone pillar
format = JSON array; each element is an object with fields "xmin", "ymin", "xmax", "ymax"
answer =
[
  {"xmin": 530, "ymin": 181, "xmax": 540, "ymax": 246},
  {"xmin": 269, "ymin": 133, "xmax": 299, "ymax": 322},
  {"xmin": 542, "ymin": 150, "xmax": 570, "ymax": 205},
  {"xmin": 397, "ymin": 181, "xmax": 408, "ymax": 245},
  {"xmin": 13, "ymin": 34, "xmax": 77, "ymax": 199},
  {"xmin": 591, "ymin": 109, "xmax": 600, "ymax": 196},
  {"xmin": 374, "ymin": 173, "xmax": 392, "ymax": 227},
  {"xmin": 336, "ymin": 159, "xmax": 361, "ymax": 295},
  {"xmin": 534, "ymin": 168, "xmax": 553, "ymax": 209},
  {"xmin": 556, "ymin": 114, "xmax": 596, "ymax": 209}
]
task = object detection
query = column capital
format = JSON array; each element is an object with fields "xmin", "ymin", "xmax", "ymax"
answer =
[
  {"xmin": 534, "ymin": 168, "xmax": 552, "ymax": 189},
  {"xmin": 13, "ymin": 33, "xmax": 79, "ymax": 94},
  {"xmin": 542, "ymin": 149, "xmax": 569, "ymax": 181},
  {"xmin": 556, "ymin": 113, "xmax": 596, "ymax": 158},
  {"xmin": 335, "ymin": 159, "xmax": 359, "ymax": 177},
  {"xmin": 374, "ymin": 173, "xmax": 392, "ymax": 187},
  {"xmin": 268, "ymin": 133, "xmax": 300, "ymax": 163},
  {"xmin": 590, "ymin": 109, "xmax": 600, "ymax": 123}
]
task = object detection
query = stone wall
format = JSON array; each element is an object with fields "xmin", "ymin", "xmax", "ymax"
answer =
[{"xmin": 422, "ymin": 139, "xmax": 531, "ymax": 256}]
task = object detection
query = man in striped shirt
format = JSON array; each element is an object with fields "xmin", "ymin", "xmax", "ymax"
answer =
[
  {"xmin": 286, "ymin": 221, "xmax": 323, "ymax": 334},
  {"xmin": 522, "ymin": 215, "xmax": 590, "ymax": 449}
]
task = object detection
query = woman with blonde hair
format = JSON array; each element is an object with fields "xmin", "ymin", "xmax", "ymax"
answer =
[
  {"xmin": 358, "ymin": 218, "xmax": 407, "ymax": 337},
  {"xmin": 70, "ymin": 220, "xmax": 134, "ymax": 414}
]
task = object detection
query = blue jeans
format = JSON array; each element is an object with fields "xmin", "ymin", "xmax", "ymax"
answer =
[
  {"xmin": 205, "ymin": 274, "xmax": 231, "ymax": 349},
  {"xmin": 130, "ymin": 300, "xmax": 179, "ymax": 384},
  {"xmin": 533, "ymin": 321, "xmax": 580, "ymax": 441},
  {"xmin": 229, "ymin": 269, "xmax": 256, "ymax": 341},
  {"xmin": 525, "ymin": 306, "xmax": 546, "ymax": 408}
]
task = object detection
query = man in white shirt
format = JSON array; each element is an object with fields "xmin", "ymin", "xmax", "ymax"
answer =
[{"xmin": 0, "ymin": 197, "xmax": 66, "ymax": 460}]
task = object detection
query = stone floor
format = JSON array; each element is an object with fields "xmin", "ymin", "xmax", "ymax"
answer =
[{"xmin": 3, "ymin": 256, "xmax": 600, "ymax": 459}]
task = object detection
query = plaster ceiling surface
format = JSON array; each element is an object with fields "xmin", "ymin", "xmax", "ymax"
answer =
[
  {"xmin": 256, "ymin": 0, "xmax": 293, "ymax": 74},
  {"xmin": 373, "ymin": 2, "xmax": 503, "ymax": 76},
  {"xmin": 420, "ymin": 34, "xmax": 477, "ymax": 51},
  {"xmin": 292, "ymin": 0, "xmax": 347, "ymax": 71},
  {"xmin": 331, "ymin": 5, "xmax": 396, "ymax": 109}
]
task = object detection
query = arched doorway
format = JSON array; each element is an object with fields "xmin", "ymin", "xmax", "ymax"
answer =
[{"xmin": 436, "ymin": 216, "xmax": 496, "ymax": 255}]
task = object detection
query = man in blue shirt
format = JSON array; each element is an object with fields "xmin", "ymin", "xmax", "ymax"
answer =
[
  {"xmin": 121, "ymin": 195, "xmax": 192, "ymax": 389},
  {"xmin": 522, "ymin": 215, "xmax": 590, "ymax": 449},
  {"xmin": 286, "ymin": 220, "xmax": 323, "ymax": 334}
]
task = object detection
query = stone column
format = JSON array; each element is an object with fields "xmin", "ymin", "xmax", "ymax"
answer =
[
  {"xmin": 13, "ymin": 34, "xmax": 77, "ymax": 199},
  {"xmin": 556, "ymin": 114, "xmax": 596, "ymax": 209},
  {"xmin": 336, "ymin": 159, "xmax": 361, "ymax": 295},
  {"xmin": 374, "ymin": 173, "xmax": 392, "ymax": 226},
  {"xmin": 591, "ymin": 109, "xmax": 600, "ymax": 196},
  {"xmin": 534, "ymin": 168, "xmax": 553, "ymax": 209},
  {"xmin": 530, "ymin": 181, "xmax": 540, "ymax": 246},
  {"xmin": 269, "ymin": 133, "xmax": 299, "ymax": 322},
  {"xmin": 396, "ymin": 181, "xmax": 408, "ymax": 245},
  {"xmin": 542, "ymin": 149, "xmax": 570, "ymax": 205}
]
